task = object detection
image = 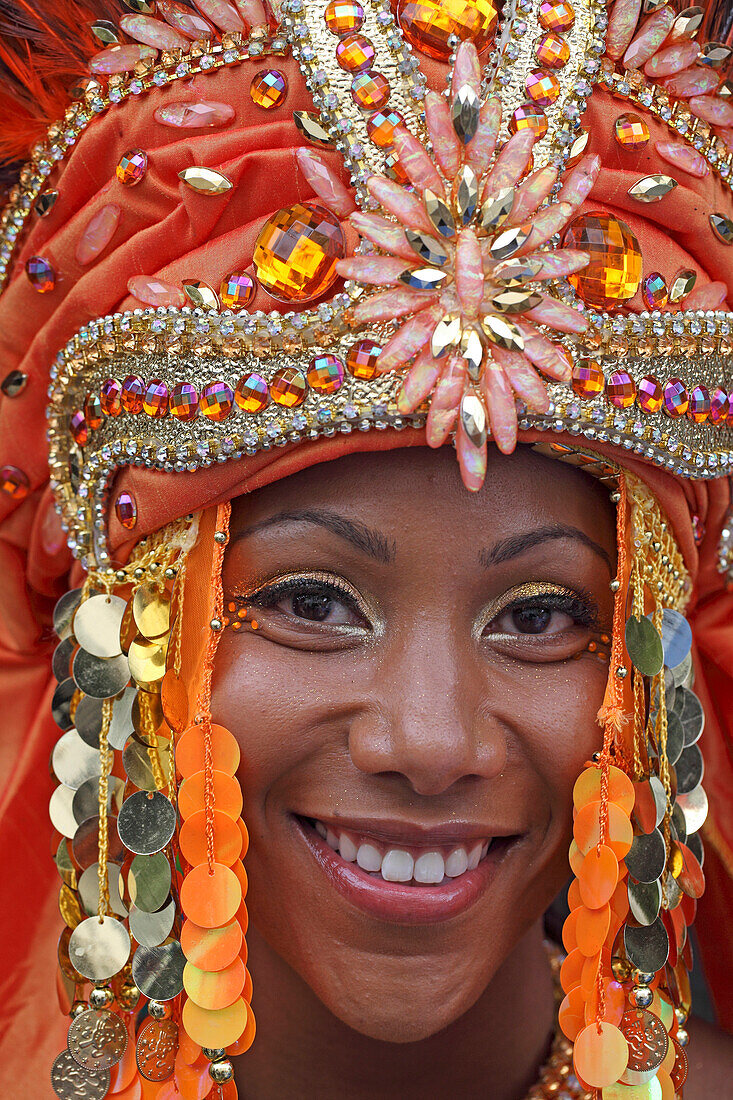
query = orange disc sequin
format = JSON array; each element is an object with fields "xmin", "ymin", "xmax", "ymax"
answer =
[
  {"xmin": 558, "ymin": 986, "xmax": 585, "ymax": 1041},
  {"xmin": 226, "ymin": 1005, "xmax": 256, "ymax": 1055},
  {"xmin": 586, "ymin": 978, "xmax": 625, "ymax": 1027},
  {"xmin": 573, "ymin": 1022, "xmax": 629, "ymax": 1088},
  {"xmin": 178, "ymin": 770, "xmax": 244, "ymax": 820},
  {"xmin": 568, "ymin": 838, "xmax": 584, "ymax": 876},
  {"xmin": 576, "ymin": 903, "xmax": 611, "ymax": 956},
  {"xmin": 180, "ymin": 863, "xmax": 242, "ymax": 928},
  {"xmin": 179, "ymin": 810, "xmax": 243, "ymax": 867},
  {"xmin": 183, "ymin": 956, "xmax": 246, "ymax": 1010},
  {"xmin": 560, "ymin": 947, "xmax": 584, "ymax": 994},
  {"xmin": 182, "ymin": 997, "xmax": 249, "ymax": 1050},
  {"xmin": 573, "ymin": 765, "xmax": 634, "ymax": 814},
  {"xmin": 181, "ymin": 919, "xmax": 242, "ymax": 972},
  {"xmin": 176, "ymin": 723, "xmax": 241, "ymax": 778},
  {"xmin": 573, "ymin": 800, "xmax": 633, "ymax": 859},
  {"xmin": 161, "ymin": 671, "xmax": 188, "ymax": 733},
  {"xmin": 578, "ymin": 844, "xmax": 619, "ymax": 909}
]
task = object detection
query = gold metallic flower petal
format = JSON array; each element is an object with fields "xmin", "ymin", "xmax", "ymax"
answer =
[
  {"xmin": 491, "ymin": 257, "xmax": 543, "ymax": 285},
  {"xmin": 431, "ymin": 314, "xmax": 462, "ymax": 358},
  {"xmin": 398, "ymin": 267, "xmax": 449, "ymax": 290},
  {"xmin": 459, "ymin": 392, "xmax": 488, "ymax": 447},
  {"xmin": 405, "ymin": 229, "xmax": 449, "ymax": 266},
  {"xmin": 480, "ymin": 186, "xmax": 514, "ymax": 232},
  {"xmin": 293, "ymin": 111, "xmax": 334, "ymax": 148},
  {"xmin": 178, "ymin": 167, "xmax": 233, "ymax": 195},
  {"xmin": 668, "ymin": 269, "xmax": 697, "ymax": 303},
  {"xmin": 628, "ymin": 174, "xmax": 678, "ymax": 203},
  {"xmin": 698, "ymin": 42, "xmax": 732, "ymax": 69},
  {"xmin": 710, "ymin": 212, "xmax": 733, "ymax": 244},
  {"xmin": 481, "ymin": 313, "xmax": 525, "ymax": 352},
  {"xmin": 182, "ymin": 280, "xmax": 221, "ymax": 311},
  {"xmin": 460, "ymin": 327, "xmax": 484, "ymax": 380},
  {"xmin": 453, "ymin": 165, "xmax": 479, "ymax": 225},
  {"xmin": 670, "ymin": 6, "xmax": 704, "ymax": 41},
  {"xmin": 91, "ymin": 20, "xmax": 121, "ymax": 45},
  {"xmin": 489, "ymin": 224, "xmax": 531, "ymax": 261},
  {"xmin": 451, "ymin": 84, "xmax": 480, "ymax": 145},
  {"xmin": 424, "ymin": 189, "xmax": 456, "ymax": 239},
  {"xmin": 490, "ymin": 289, "xmax": 542, "ymax": 314}
]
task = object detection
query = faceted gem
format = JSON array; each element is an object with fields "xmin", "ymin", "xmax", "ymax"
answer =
[
  {"xmin": 183, "ymin": 280, "xmax": 220, "ymax": 310},
  {"xmin": 84, "ymin": 392, "xmax": 104, "ymax": 430},
  {"xmin": 143, "ymin": 380, "xmax": 169, "ymax": 418},
  {"xmin": 170, "ymin": 382, "xmax": 199, "ymax": 421},
  {"xmin": 270, "ymin": 367, "xmax": 308, "ymax": 407},
  {"xmin": 178, "ymin": 167, "xmax": 233, "ymax": 195},
  {"xmin": 25, "ymin": 256, "xmax": 55, "ymax": 293},
  {"xmin": 538, "ymin": 0, "xmax": 575, "ymax": 32},
  {"xmin": 324, "ymin": 0, "xmax": 364, "ymax": 34},
  {"xmin": 669, "ymin": 269, "xmax": 696, "ymax": 303},
  {"xmin": 70, "ymin": 410, "xmax": 88, "ymax": 447},
  {"xmin": 384, "ymin": 153, "xmax": 409, "ymax": 185},
  {"xmin": 254, "ymin": 202, "xmax": 345, "ymax": 303},
  {"xmin": 606, "ymin": 370, "xmax": 636, "ymax": 408},
  {"xmin": 700, "ymin": 42, "xmax": 732, "ymax": 69},
  {"xmin": 562, "ymin": 213, "xmax": 642, "ymax": 309},
  {"xmin": 0, "ymin": 465, "xmax": 30, "ymax": 501},
  {"xmin": 336, "ymin": 33, "xmax": 375, "ymax": 72},
  {"xmin": 642, "ymin": 272, "xmax": 668, "ymax": 309},
  {"xmin": 396, "ymin": 0, "xmax": 499, "ymax": 61},
  {"xmin": 200, "ymin": 381, "xmax": 234, "ymax": 421},
  {"xmin": 235, "ymin": 373, "xmax": 269, "ymax": 413},
  {"xmin": 116, "ymin": 149, "xmax": 148, "ymax": 186},
  {"xmin": 663, "ymin": 378, "xmax": 689, "ymax": 417},
  {"xmin": 121, "ymin": 375, "xmax": 145, "ymax": 414},
  {"xmin": 293, "ymin": 111, "xmax": 334, "ymax": 148},
  {"xmin": 220, "ymin": 271, "xmax": 256, "ymax": 311},
  {"xmin": 35, "ymin": 190, "xmax": 58, "ymax": 218},
  {"xmin": 628, "ymin": 174, "xmax": 678, "ymax": 203},
  {"xmin": 452, "ymin": 86, "xmax": 480, "ymax": 145},
  {"xmin": 1, "ymin": 370, "xmax": 27, "ymax": 397},
  {"xmin": 688, "ymin": 384, "xmax": 710, "ymax": 423},
  {"xmin": 351, "ymin": 72, "xmax": 390, "ymax": 111},
  {"xmin": 572, "ymin": 358, "xmax": 604, "ymax": 400},
  {"xmin": 347, "ymin": 338, "xmax": 381, "ymax": 379},
  {"xmin": 535, "ymin": 32, "xmax": 570, "ymax": 68},
  {"xmin": 525, "ymin": 70, "xmax": 560, "ymax": 107},
  {"xmin": 154, "ymin": 102, "xmax": 236, "ymax": 128},
  {"xmin": 615, "ymin": 113, "xmax": 650, "ymax": 148},
  {"xmin": 307, "ymin": 354, "xmax": 344, "ymax": 393},
  {"xmin": 566, "ymin": 129, "xmax": 589, "ymax": 168},
  {"xmin": 710, "ymin": 213, "xmax": 733, "ymax": 244},
  {"xmin": 637, "ymin": 375, "xmax": 663, "ymax": 414},
  {"xmin": 250, "ymin": 70, "xmax": 288, "ymax": 110},
  {"xmin": 710, "ymin": 387, "xmax": 730, "ymax": 424},
  {"xmin": 366, "ymin": 109, "xmax": 405, "ymax": 149},
  {"xmin": 115, "ymin": 491, "xmax": 137, "ymax": 531},
  {"xmin": 509, "ymin": 104, "xmax": 548, "ymax": 139},
  {"xmin": 128, "ymin": 276, "xmax": 185, "ymax": 308}
]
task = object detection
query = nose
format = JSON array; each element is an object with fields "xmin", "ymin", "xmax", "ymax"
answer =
[{"xmin": 348, "ymin": 622, "xmax": 507, "ymax": 796}]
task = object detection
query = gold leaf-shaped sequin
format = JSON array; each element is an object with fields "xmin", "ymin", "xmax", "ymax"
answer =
[
  {"xmin": 481, "ymin": 313, "xmax": 525, "ymax": 352},
  {"xmin": 399, "ymin": 267, "xmax": 449, "ymax": 290},
  {"xmin": 178, "ymin": 167, "xmax": 233, "ymax": 195},
  {"xmin": 293, "ymin": 111, "xmax": 334, "ymax": 148},
  {"xmin": 492, "ymin": 257, "xmax": 543, "ymax": 285},
  {"xmin": 710, "ymin": 212, "xmax": 733, "ymax": 244},
  {"xmin": 668, "ymin": 269, "xmax": 696, "ymax": 303},
  {"xmin": 459, "ymin": 392, "xmax": 488, "ymax": 447},
  {"xmin": 489, "ymin": 223, "xmax": 531, "ymax": 261},
  {"xmin": 643, "ymin": 0, "xmax": 667, "ymax": 10},
  {"xmin": 699, "ymin": 42, "xmax": 732, "ymax": 69},
  {"xmin": 453, "ymin": 165, "xmax": 479, "ymax": 225},
  {"xmin": 451, "ymin": 84, "xmax": 480, "ymax": 145},
  {"xmin": 431, "ymin": 313, "xmax": 462, "ymax": 358},
  {"xmin": 480, "ymin": 186, "xmax": 514, "ymax": 232},
  {"xmin": 460, "ymin": 327, "xmax": 484, "ymax": 380},
  {"xmin": 91, "ymin": 20, "xmax": 121, "ymax": 45},
  {"xmin": 35, "ymin": 190, "xmax": 58, "ymax": 218},
  {"xmin": 123, "ymin": 0, "xmax": 156, "ymax": 12},
  {"xmin": 405, "ymin": 229, "xmax": 449, "ymax": 266},
  {"xmin": 491, "ymin": 289, "xmax": 542, "ymax": 313},
  {"xmin": 566, "ymin": 129, "xmax": 589, "ymax": 167},
  {"xmin": 670, "ymin": 7, "xmax": 704, "ymax": 41},
  {"xmin": 719, "ymin": 80, "xmax": 733, "ymax": 100},
  {"xmin": 182, "ymin": 280, "xmax": 221, "ymax": 310},
  {"xmin": 628, "ymin": 174, "xmax": 678, "ymax": 203},
  {"xmin": 424, "ymin": 189, "xmax": 456, "ymax": 238}
]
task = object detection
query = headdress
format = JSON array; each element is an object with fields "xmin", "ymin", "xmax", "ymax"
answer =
[{"xmin": 0, "ymin": 0, "xmax": 732, "ymax": 1095}]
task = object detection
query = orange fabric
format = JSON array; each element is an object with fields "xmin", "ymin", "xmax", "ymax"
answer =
[{"xmin": 0, "ymin": 27, "xmax": 731, "ymax": 1088}]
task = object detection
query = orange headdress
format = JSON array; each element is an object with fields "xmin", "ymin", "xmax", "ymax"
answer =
[{"xmin": 0, "ymin": 0, "xmax": 732, "ymax": 1095}]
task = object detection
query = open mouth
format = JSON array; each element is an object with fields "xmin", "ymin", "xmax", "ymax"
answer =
[{"xmin": 294, "ymin": 815, "xmax": 521, "ymax": 925}]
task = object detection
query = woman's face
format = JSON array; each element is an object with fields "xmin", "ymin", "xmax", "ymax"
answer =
[{"xmin": 213, "ymin": 445, "xmax": 616, "ymax": 1042}]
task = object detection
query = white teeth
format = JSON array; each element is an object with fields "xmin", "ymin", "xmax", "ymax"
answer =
[
  {"xmin": 467, "ymin": 842, "xmax": 482, "ymax": 870},
  {"xmin": 444, "ymin": 847, "xmax": 468, "ymax": 878},
  {"xmin": 338, "ymin": 833, "xmax": 358, "ymax": 862},
  {"xmin": 381, "ymin": 849, "xmax": 414, "ymax": 882},
  {"xmin": 480, "ymin": 840, "xmax": 490, "ymax": 860},
  {"xmin": 326, "ymin": 828, "xmax": 339, "ymax": 851},
  {"xmin": 315, "ymin": 821, "xmax": 327, "ymax": 840},
  {"xmin": 414, "ymin": 852, "xmax": 445, "ymax": 884},
  {"xmin": 356, "ymin": 843, "xmax": 382, "ymax": 873}
]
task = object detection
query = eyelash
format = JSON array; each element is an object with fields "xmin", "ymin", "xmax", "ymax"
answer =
[{"xmin": 488, "ymin": 590, "xmax": 598, "ymax": 631}]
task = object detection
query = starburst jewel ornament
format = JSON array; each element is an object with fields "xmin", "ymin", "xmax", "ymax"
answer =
[{"xmin": 300, "ymin": 43, "xmax": 596, "ymax": 490}]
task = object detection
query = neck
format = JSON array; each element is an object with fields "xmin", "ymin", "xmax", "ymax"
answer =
[{"xmin": 235, "ymin": 920, "xmax": 558, "ymax": 1100}]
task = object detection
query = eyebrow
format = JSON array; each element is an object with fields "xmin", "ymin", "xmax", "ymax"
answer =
[
  {"xmin": 480, "ymin": 525, "xmax": 613, "ymax": 572},
  {"xmin": 234, "ymin": 509, "xmax": 397, "ymax": 564}
]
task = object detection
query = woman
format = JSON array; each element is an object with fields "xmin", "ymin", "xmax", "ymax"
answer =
[{"xmin": 0, "ymin": 0, "xmax": 733, "ymax": 1096}]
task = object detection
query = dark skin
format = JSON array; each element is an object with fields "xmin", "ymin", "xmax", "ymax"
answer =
[{"xmin": 212, "ymin": 445, "xmax": 733, "ymax": 1099}]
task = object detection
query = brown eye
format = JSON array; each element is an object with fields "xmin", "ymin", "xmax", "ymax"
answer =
[
  {"xmin": 511, "ymin": 606, "xmax": 552, "ymax": 634},
  {"xmin": 290, "ymin": 592, "xmax": 336, "ymax": 622}
]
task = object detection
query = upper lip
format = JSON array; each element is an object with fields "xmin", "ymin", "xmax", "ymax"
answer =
[{"xmin": 297, "ymin": 814, "xmax": 521, "ymax": 846}]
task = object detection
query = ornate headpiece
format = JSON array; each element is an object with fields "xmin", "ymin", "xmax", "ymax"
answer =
[{"xmin": 0, "ymin": 0, "xmax": 732, "ymax": 1096}]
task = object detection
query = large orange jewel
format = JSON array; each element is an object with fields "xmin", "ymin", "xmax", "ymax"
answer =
[
  {"xmin": 395, "ymin": 0, "xmax": 499, "ymax": 61},
  {"xmin": 253, "ymin": 202, "xmax": 345, "ymax": 303},
  {"xmin": 562, "ymin": 212, "xmax": 642, "ymax": 309}
]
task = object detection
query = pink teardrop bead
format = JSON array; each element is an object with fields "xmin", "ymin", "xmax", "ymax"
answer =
[
  {"xmin": 76, "ymin": 204, "xmax": 122, "ymax": 266},
  {"xmin": 194, "ymin": 0, "xmax": 246, "ymax": 31},
  {"xmin": 158, "ymin": 0, "xmax": 214, "ymax": 38},
  {"xmin": 623, "ymin": 7, "xmax": 674, "ymax": 70},
  {"xmin": 89, "ymin": 44, "xmax": 157, "ymax": 74},
  {"xmin": 655, "ymin": 140, "xmax": 709, "ymax": 179},
  {"xmin": 295, "ymin": 148, "xmax": 356, "ymax": 218},
  {"xmin": 128, "ymin": 275, "xmax": 186, "ymax": 308},
  {"xmin": 689, "ymin": 96, "xmax": 733, "ymax": 128},
  {"xmin": 154, "ymin": 101, "xmax": 236, "ymax": 128},
  {"xmin": 119, "ymin": 14, "xmax": 190, "ymax": 49}
]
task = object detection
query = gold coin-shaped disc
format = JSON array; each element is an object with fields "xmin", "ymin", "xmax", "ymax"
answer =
[
  {"xmin": 69, "ymin": 915, "xmax": 131, "ymax": 981},
  {"xmin": 128, "ymin": 852, "xmax": 172, "ymax": 913},
  {"xmin": 132, "ymin": 940, "xmax": 186, "ymax": 1001},
  {"xmin": 52, "ymin": 729, "xmax": 101, "ymax": 790},
  {"xmin": 129, "ymin": 898, "xmax": 176, "ymax": 949},
  {"xmin": 73, "ymin": 594, "xmax": 127, "ymax": 659},
  {"xmin": 133, "ymin": 587, "xmax": 171, "ymax": 640},
  {"xmin": 128, "ymin": 636, "xmax": 169, "ymax": 691}
]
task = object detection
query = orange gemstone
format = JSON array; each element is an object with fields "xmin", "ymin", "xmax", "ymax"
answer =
[
  {"xmin": 170, "ymin": 382, "xmax": 199, "ymax": 421},
  {"xmin": 254, "ymin": 202, "xmax": 345, "ymax": 303},
  {"xmin": 510, "ymin": 103, "xmax": 548, "ymax": 138},
  {"xmin": 235, "ymin": 373, "xmax": 269, "ymax": 413},
  {"xmin": 114, "ymin": 491, "xmax": 137, "ymax": 531},
  {"xmin": 270, "ymin": 367, "xmax": 307, "ymax": 407},
  {"xmin": 637, "ymin": 375, "xmax": 663, "ymax": 413},
  {"xmin": 220, "ymin": 271, "xmax": 256, "ymax": 311},
  {"xmin": 615, "ymin": 112, "xmax": 650, "ymax": 148},
  {"xmin": 366, "ymin": 108, "xmax": 405, "ymax": 149},
  {"xmin": 535, "ymin": 31, "xmax": 570, "ymax": 68},
  {"xmin": 606, "ymin": 369, "xmax": 636, "ymax": 408},
  {"xmin": 688, "ymin": 383, "xmax": 710, "ymax": 423},
  {"xmin": 562, "ymin": 212, "xmax": 642, "ymax": 309},
  {"xmin": 396, "ymin": 0, "xmax": 499, "ymax": 61},
  {"xmin": 116, "ymin": 148, "xmax": 147, "ymax": 186},
  {"xmin": 121, "ymin": 375, "xmax": 145, "ymax": 414},
  {"xmin": 143, "ymin": 380, "xmax": 169, "ymax": 418},
  {"xmin": 84, "ymin": 392, "xmax": 103, "ymax": 430},
  {"xmin": 572, "ymin": 358, "xmax": 604, "ymax": 399},
  {"xmin": 249, "ymin": 69, "xmax": 287, "ymax": 110},
  {"xmin": 307, "ymin": 354, "xmax": 344, "ymax": 392},
  {"xmin": 347, "ymin": 337, "xmax": 381, "ymax": 379},
  {"xmin": 351, "ymin": 71, "xmax": 391, "ymax": 111},
  {"xmin": 100, "ymin": 379, "xmax": 122, "ymax": 417},
  {"xmin": 384, "ymin": 153, "xmax": 409, "ymax": 185},
  {"xmin": 324, "ymin": 0, "xmax": 364, "ymax": 33},
  {"xmin": 525, "ymin": 69, "xmax": 560, "ymax": 107},
  {"xmin": 642, "ymin": 271, "xmax": 668, "ymax": 309},
  {"xmin": 70, "ymin": 410, "xmax": 88, "ymax": 447},
  {"xmin": 335, "ymin": 32, "xmax": 375, "ymax": 72},
  {"xmin": 200, "ymin": 381, "xmax": 234, "ymax": 421},
  {"xmin": 25, "ymin": 256, "xmax": 55, "ymax": 293},
  {"xmin": 539, "ymin": 0, "xmax": 575, "ymax": 32}
]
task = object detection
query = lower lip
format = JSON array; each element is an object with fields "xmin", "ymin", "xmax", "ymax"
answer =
[{"xmin": 294, "ymin": 818, "xmax": 516, "ymax": 925}]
